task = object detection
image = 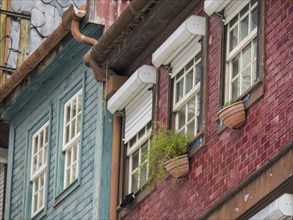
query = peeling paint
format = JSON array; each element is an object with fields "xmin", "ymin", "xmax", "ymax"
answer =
[{"xmin": 244, "ymin": 193, "xmax": 249, "ymax": 202}]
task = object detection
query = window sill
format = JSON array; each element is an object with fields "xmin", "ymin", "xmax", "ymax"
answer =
[
  {"xmin": 188, "ymin": 131, "xmax": 205, "ymax": 158},
  {"xmin": 31, "ymin": 208, "xmax": 46, "ymax": 220},
  {"xmin": 217, "ymin": 80, "xmax": 264, "ymax": 134},
  {"xmin": 117, "ymin": 184, "xmax": 155, "ymax": 219},
  {"xmin": 53, "ymin": 179, "xmax": 80, "ymax": 207}
]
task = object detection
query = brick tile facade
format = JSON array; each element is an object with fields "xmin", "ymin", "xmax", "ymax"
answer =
[{"xmin": 123, "ymin": 0, "xmax": 292, "ymax": 219}]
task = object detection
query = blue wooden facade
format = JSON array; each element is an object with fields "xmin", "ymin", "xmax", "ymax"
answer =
[{"xmin": 0, "ymin": 23, "xmax": 112, "ymax": 219}]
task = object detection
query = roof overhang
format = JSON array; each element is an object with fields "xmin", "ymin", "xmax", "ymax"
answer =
[
  {"xmin": 94, "ymin": 0, "xmax": 201, "ymax": 76},
  {"xmin": 107, "ymin": 65, "xmax": 156, "ymax": 114}
]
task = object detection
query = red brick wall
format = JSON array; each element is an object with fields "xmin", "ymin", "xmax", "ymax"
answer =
[
  {"xmin": 157, "ymin": 68, "xmax": 169, "ymax": 125},
  {"xmin": 123, "ymin": 0, "xmax": 293, "ymax": 219}
]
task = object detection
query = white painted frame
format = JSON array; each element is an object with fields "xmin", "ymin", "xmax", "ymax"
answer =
[
  {"xmin": 173, "ymin": 52, "xmax": 202, "ymax": 136},
  {"xmin": 62, "ymin": 89, "xmax": 83, "ymax": 188},
  {"xmin": 225, "ymin": 0, "xmax": 258, "ymax": 102},
  {"xmin": 127, "ymin": 124, "xmax": 151, "ymax": 193},
  {"xmin": 30, "ymin": 122, "xmax": 49, "ymax": 217}
]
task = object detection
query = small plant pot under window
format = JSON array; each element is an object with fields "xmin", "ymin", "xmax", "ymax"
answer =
[
  {"xmin": 164, "ymin": 154, "xmax": 189, "ymax": 179},
  {"xmin": 217, "ymin": 101, "xmax": 246, "ymax": 129}
]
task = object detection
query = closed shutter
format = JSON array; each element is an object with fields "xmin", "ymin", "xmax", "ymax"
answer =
[{"xmin": 124, "ymin": 85, "xmax": 153, "ymax": 143}]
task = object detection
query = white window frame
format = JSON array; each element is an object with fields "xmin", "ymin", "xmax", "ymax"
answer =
[
  {"xmin": 127, "ymin": 124, "xmax": 152, "ymax": 193},
  {"xmin": 30, "ymin": 121, "xmax": 49, "ymax": 217},
  {"xmin": 173, "ymin": 50, "xmax": 202, "ymax": 136},
  {"xmin": 225, "ymin": 0, "xmax": 258, "ymax": 102},
  {"xmin": 62, "ymin": 89, "xmax": 82, "ymax": 188}
]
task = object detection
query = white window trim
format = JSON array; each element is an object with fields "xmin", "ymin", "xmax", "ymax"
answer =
[
  {"xmin": 30, "ymin": 121, "xmax": 49, "ymax": 217},
  {"xmin": 62, "ymin": 88, "xmax": 83, "ymax": 188},
  {"xmin": 128, "ymin": 136, "xmax": 150, "ymax": 193},
  {"xmin": 224, "ymin": 0, "xmax": 258, "ymax": 102},
  {"xmin": 62, "ymin": 89, "xmax": 82, "ymax": 152}
]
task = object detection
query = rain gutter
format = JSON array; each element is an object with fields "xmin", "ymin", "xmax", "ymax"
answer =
[
  {"xmin": 0, "ymin": 2, "xmax": 96, "ymax": 102},
  {"xmin": 82, "ymin": 0, "xmax": 159, "ymax": 82}
]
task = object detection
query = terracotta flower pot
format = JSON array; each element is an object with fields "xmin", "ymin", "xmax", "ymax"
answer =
[
  {"xmin": 217, "ymin": 101, "xmax": 245, "ymax": 129},
  {"xmin": 164, "ymin": 154, "xmax": 189, "ymax": 178}
]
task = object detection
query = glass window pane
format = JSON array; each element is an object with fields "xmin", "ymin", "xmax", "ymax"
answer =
[
  {"xmin": 72, "ymin": 163, "xmax": 77, "ymax": 181},
  {"xmin": 66, "ymin": 105, "xmax": 70, "ymax": 123},
  {"xmin": 132, "ymin": 150, "xmax": 139, "ymax": 171},
  {"xmin": 252, "ymin": 38, "xmax": 257, "ymax": 59},
  {"xmin": 251, "ymin": 7, "xmax": 258, "ymax": 31},
  {"xmin": 240, "ymin": 4, "xmax": 249, "ymax": 17},
  {"xmin": 45, "ymin": 126, "xmax": 48, "ymax": 143},
  {"xmin": 34, "ymin": 136, "xmax": 38, "ymax": 153},
  {"xmin": 186, "ymin": 59, "xmax": 193, "ymax": 70},
  {"xmin": 71, "ymin": 118, "xmax": 76, "ymax": 139},
  {"xmin": 187, "ymin": 119, "xmax": 195, "ymax": 136},
  {"xmin": 77, "ymin": 114, "xmax": 81, "ymax": 133},
  {"xmin": 252, "ymin": 60, "xmax": 257, "ymax": 82},
  {"xmin": 33, "ymin": 194, "xmax": 38, "ymax": 212},
  {"xmin": 176, "ymin": 79, "xmax": 184, "ymax": 103},
  {"xmin": 242, "ymin": 44, "xmax": 251, "ymax": 68},
  {"xmin": 232, "ymin": 55, "xmax": 240, "ymax": 78},
  {"xmin": 65, "ymin": 125, "xmax": 69, "ymax": 144},
  {"xmin": 242, "ymin": 66, "xmax": 251, "ymax": 92},
  {"xmin": 229, "ymin": 26, "xmax": 238, "ymax": 52},
  {"xmin": 230, "ymin": 16, "xmax": 238, "ymax": 28},
  {"xmin": 130, "ymin": 136, "xmax": 136, "ymax": 147},
  {"xmin": 187, "ymin": 98, "xmax": 195, "ymax": 121},
  {"xmin": 185, "ymin": 70, "xmax": 193, "ymax": 94},
  {"xmin": 66, "ymin": 169, "xmax": 70, "ymax": 187},
  {"xmin": 38, "ymin": 189, "xmax": 43, "ymax": 209},
  {"xmin": 73, "ymin": 144, "xmax": 77, "ymax": 161},
  {"xmin": 67, "ymin": 150, "xmax": 72, "ymax": 167},
  {"xmin": 40, "ymin": 132, "xmax": 44, "ymax": 148},
  {"xmin": 138, "ymin": 127, "xmax": 145, "ymax": 139},
  {"xmin": 177, "ymin": 107, "xmax": 186, "ymax": 130},
  {"xmin": 140, "ymin": 165, "xmax": 147, "ymax": 187},
  {"xmin": 131, "ymin": 173, "xmax": 138, "ymax": 192},
  {"xmin": 195, "ymin": 63, "xmax": 201, "ymax": 85},
  {"xmin": 72, "ymin": 99, "xmax": 77, "ymax": 117},
  {"xmin": 38, "ymin": 150, "xmax": 42, "ymax": 168},
  {"xmin": 240, "ymin": 16, "xmax": 249, "ymax": 41},
  {"xmin": 176, "ymin": 70, "xmax": 184, "ymax": 80},
  {"xmin": 232, "ymin": 78, "xmax": 239, "ymax": 101}
]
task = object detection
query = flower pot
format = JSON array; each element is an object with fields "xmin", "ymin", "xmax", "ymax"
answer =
[
  {"xmin": 217, "ymin": 101, "xmax": 245, "ymax": 129},
  {"xmin": 164, "ymin": 154, "xmax": 189, "ymax": 178}
]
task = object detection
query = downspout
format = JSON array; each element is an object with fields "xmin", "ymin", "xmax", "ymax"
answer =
[
  {"xmin": 71, "ymin": 3, "xmax": 97, "ymax": 46},
  {"xmin": 0, "ymin": 5, "xmax": 74, "ymax": 101},
  {"xmin": 82, "ymin": 0, "xmax": 159, "ymax": 82}
]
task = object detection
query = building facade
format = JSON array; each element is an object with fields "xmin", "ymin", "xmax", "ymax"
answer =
[
  {"xmin": 0, "ymin": 0, "xmax": 131, "ymax": 219},
  {"xmin": 86, "ymin": 0, "xmax": 292, "ymax": 219}
]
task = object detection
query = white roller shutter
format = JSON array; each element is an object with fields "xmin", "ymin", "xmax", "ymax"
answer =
[{"xmin": 124, "ymin": 85, "xmax": 153, "ymax": 143}]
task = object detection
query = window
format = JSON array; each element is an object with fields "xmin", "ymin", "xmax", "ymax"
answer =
[
  {"xmin": 173, "ymin": 52, "xmax": 202, "ymax": 136},
  {"xmin": 30, "ymin": 122, "xmax": 49, "ymax": 217},
  {"xmin": 224, "ymin": 0, "xmax": 258, "ymax": 103},
  {"xmin": 127, "ymin": 123, "xmax": 151, "ymax": 193},
  {"xmin": 62, "ymin": 89, "xmax": 82, "ymax": 188}
]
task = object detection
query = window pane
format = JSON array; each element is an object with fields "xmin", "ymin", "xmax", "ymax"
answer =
[
  {"xmin": 230, "ymin": 16, "xmax": 238, "ymax": 28},
  {"xmin": 71, "ymin": 118, "xmax": 76, "ymax": 139},
  {"xmin": 252, "ymin": 60, "xmax": 257, "ymax": 82},
  {"xmin": 252, "ymin": 38, "xmax": 257, "ymax": 59},
  {"xmin": 195, "ymin": 63, "xmax": 201, "ymax": 85},
  {"xmin": 38, "ymin": 189, "xmax": 43, "ymax": 209},
  {"xmin": 232, "ymin": 78, "xmax": 239, "ymax": 101},
  {"xmin": 66, "ymin": 105, "xmax": 70, "ymax": 123},
  {"xmin": 33, "ymin": 194, "xmax": 38, "ymax": 212},
  {"xmin": 138, "ymin": 127, "xmax": 145, "ymax": 139},
  {"xmin": 45, "ymin": 126, "xmax": 48, "ymax": 143},
  {"xmin": 130, "ymin": 136, "xmax": 136, "ymax": 147},
  {"xmin": 131, "ymin": 173, "xmax": 138, "ymax": 192},
  {"xmin": 132, "ymin": 150, "xmax": 139, "ymax": 171},
  {"xmin": 65, "ymin": 125, "xmax": 70, "ymax": 144},
  {"xmin": 186, "ymin": 59, "xmax": 193, "ymax": 70},
  {"xmin": 34, "ymin": 136, "xmax": 38, "ymax": 153},
  {"xmin": 187, "ymin": 98, "xmax": 195, "ymax": 121},
  {"xmin": 77, "ymin": 114, "xmax": 81, "ymax": 133},
  {"xmin": 242, "ymin": 66, "xmax": 251, "ymax": 92},
  {"xmin": 176, "ymin": 70, "xmax": 184, "ymax": 80},
  {"xmin": 176, "ymin": 79, "xmax": 184, "ymax": 103},
  {"xmin": 40, "ymin": 132, "xmax": 44, "ymax": 148},
  {"xmin": 72, "ymin": 99, "xmax": 77, "ymax": 117},
  {"xmin": 232, "ymin": 55, "xmax": 240, "ymax": 78},
  {"xmin": 187, "ymin": 119, "xmax": 195, "ymax": 136},
  {"xmin": 177, "ymin": 107, "xmax": 186, "ymax": 130},
  {"xmin": 242, "ymin": 44, "xmax": 251, "ymax": 68},
  {"xmin": 67, "ymin": 149, "xmax": 71, "ymax": 167},
  {"xmin": 251, "ymin": 7, "xmax": 258, "ymax": 31},
  {"xmin": 240, "ymin": 16, "xmax": 249, "ymax": 41},
  {"xmin": 185, "ymin": 70, "xmax": 193, "ymax": 94},
  {"xmin": 229, "ymin": 26, "xmax": 238, "ymax": 52},
  {"xmin": 240, "ymin": 4, "xmax": 249, "ymax": 17},
  {"xmin": 72, "ymin": 163, "xmax": 77, "ymax": 181},
  {"xmin": 140, "ymin": 165, "xmax": 147, "ymax": 187}
]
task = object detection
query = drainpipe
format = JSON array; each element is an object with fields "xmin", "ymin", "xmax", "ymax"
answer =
[
  {"xmin": 0, "ymin": 5, "xmax": 74, "ymax": 101},
  {"xmin": 109, "ymin": 114, "xmax": 122, "ymax": 220},
  {"xmin": 71, "ymin": 4, "xmax": 97, "ymax": 46},
  {"xmin": 82, "ymin": 0, "xmax": 159, "ymax": 81}
]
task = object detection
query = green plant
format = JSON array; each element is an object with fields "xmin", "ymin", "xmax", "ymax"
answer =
[
  {"xmin": 142, "ymin": 123, "xmax": 190, "ymax": 186},
  {"xmin": 223, "ymin": 99, "xmax": 235, "ymax": 107}
]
